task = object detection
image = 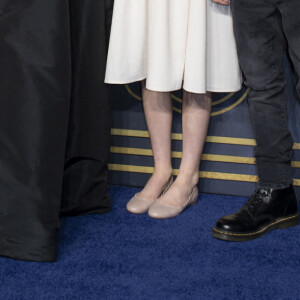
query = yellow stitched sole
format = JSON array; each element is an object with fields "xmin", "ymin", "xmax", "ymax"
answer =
[{"xmin": 213, "ymin": 214, "xmax": 299, "ymax": 239}]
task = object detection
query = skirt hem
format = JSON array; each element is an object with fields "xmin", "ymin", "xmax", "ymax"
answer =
[{"xmin": 105, "ymin": 77, "xmax": 242, "ymax": 94}]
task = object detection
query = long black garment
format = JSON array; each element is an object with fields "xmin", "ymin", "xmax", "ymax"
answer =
[{"xmin": 0, "ymin": 0, "xmax": 114, "ymax": 262}]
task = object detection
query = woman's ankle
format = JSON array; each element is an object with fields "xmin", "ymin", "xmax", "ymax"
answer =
[
  {"xmin": 152, "ymin": 168, "xmax": 173, "ymax": 180},
  {"xmin": 176, "ymin": 171, "xmax": 199, "ymax": 187}
]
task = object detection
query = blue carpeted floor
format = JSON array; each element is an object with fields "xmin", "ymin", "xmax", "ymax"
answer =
[{"xmin": 0, "ymin": 186, "xmax": 299, "ymax": 299}]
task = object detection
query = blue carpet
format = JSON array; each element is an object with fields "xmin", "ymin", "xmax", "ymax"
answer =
[{"xmin": 0, "ymin": 186, "xmax": 299, "ymax": 299}]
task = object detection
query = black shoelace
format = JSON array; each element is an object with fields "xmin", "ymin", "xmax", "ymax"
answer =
[{"xmin": 244, "ymin": 188, "xmax": 271, "ymax": 211}]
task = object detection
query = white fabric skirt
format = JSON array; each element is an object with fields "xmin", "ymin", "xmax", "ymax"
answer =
[{"xmin": 105, "ymin": 0, "xmax": 242, "ymax": 93}]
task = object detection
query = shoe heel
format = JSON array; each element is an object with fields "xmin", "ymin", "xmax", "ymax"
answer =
[
  {"xmin": 191, "ymin": 187, "xmax": 199, "ymax": 205},
  {"xmin": 279, "ymin": 214, "xmax": 300, "ymax": 229},
  {"xmin": 191, "ymin": 199, "xmax": 198, "ymax": 206}
]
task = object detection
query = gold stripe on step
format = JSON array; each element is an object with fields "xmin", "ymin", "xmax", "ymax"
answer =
[
  {"xmin": 108, "ymin": 163, "xmax": 300, "ymax": 186},
  {"xmin": 110, "ymin": 146, "xmax": 300, "ymax": 167},
  {"xmin": 111, "ymin": 129, "xmax": 300, "ymax": 149}
]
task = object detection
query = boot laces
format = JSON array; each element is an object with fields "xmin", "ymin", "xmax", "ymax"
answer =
[{"xmin": 245, "ymin": 188, "xmax": 270, "ymax": 210}]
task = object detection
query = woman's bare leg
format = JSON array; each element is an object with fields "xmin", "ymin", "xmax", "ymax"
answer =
[
  {"xmin": 137, "ymin": 81, "xmax": 173, "ymax": 200},
  {"xmin": 158, "ymin": 90, "xmax": 212, "ymax": 206}
]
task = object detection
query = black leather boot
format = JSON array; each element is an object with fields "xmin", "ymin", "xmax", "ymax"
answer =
[{"xmin": 212, "ymin": 185, "xmax": 299, "ymax": 242}]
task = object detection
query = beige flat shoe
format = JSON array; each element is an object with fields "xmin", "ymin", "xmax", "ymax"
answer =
[
  {"xmin": 148, "ymin": 186, "xmax": 199, "ymax": 219},
  {"xmin": 126, "ymin": 175, "xmax": 173, "ymax": 214}
]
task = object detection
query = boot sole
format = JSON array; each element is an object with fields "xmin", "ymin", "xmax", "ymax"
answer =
[{"xmin": 212, "ymin": 213, "xmax": 300, "ymax": 242}]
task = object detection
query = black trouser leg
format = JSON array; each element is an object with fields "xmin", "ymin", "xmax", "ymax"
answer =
[
  {"xmin": 232, "ymin": 0, "xmax": 294, "ymax": 188},
  {"xmin": 277, "ymin": 0, "xmax": 300, "ymax": 98},
  {"xmin": 0, "ymin": 0, "xmax": 71, "ymax": 261}
]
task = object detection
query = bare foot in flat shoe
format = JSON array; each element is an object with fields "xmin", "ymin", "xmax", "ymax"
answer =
[
  {"xmin": 126, "ymin": 170, "xmax": 173, "ymax": 214},
  {"xmin": 157, "ymin": 172, "xmax": 199, "ymax": 206},
  {"xmin": 138, "ymin": 169, "xmax": 173, "ymax": 201},
  {"xmin": 148, "ymin": 176, "xmax": 199, "ymax": 219}
]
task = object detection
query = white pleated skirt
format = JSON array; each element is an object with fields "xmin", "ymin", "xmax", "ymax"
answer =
[{"xmin": 105, "ymin": 0, "xmax": 242, "ymax": 93}]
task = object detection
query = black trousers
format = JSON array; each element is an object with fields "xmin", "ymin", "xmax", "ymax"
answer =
[
  {"xmin": 0, "ymin": 0, "xmax": 114, "ymax": 262},
  {"xmin": 232, "ymin": 0, "xmax": 300, "ymax": 188}
]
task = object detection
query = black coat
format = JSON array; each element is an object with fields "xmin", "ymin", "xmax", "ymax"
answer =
[{"xmin": 0, "ymin": 0, "xmax": 114, "ymax": 262}]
